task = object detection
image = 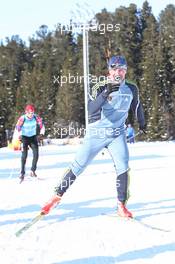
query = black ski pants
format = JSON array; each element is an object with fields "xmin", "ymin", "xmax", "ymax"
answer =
[{"xmin": 21, "ymin": 135, "xmax": 39, "ymax": 174}]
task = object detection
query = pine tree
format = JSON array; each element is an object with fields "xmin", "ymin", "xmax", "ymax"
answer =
[
  {"xmin": 157, "ymin": 5, "xmax": 175, "ymax": 139},
  {"xmin": 112, "ymin": 4, "xmax": 142, "ymax": 82},
  {"xmin": 0, "ymin": 36, "xmax": 27, "ymax": 145},
  {"xmin": 55, "ymin": 30, "xmax": 85, "ymax": 138},
  {"xmin": 139, "ymin": 1, "xmax": 162, "ymax": 139}
]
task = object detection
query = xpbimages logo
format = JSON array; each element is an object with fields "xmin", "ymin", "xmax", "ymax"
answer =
[
  {"xmin": 58, "ymin": 22, "xmax": 120, "ymax": 35},
  {"xmin": 53, "ymin": 71, "xmax": 107, "ymax": 86},
  {"xmin": 53, "ymin": 125, "xmax": 122, "ymax": 139}
]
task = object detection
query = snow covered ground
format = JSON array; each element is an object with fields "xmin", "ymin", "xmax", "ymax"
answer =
[{"xmin": 0, "ymin": 140, "xmax": 175, "ymax": 264}]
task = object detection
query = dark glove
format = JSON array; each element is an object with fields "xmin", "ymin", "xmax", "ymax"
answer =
[
  {"xmin": 139, "ymin": 124, "xmax": 147, "ymax": 134},
  {"xmin": 104, "ymin": 82, "xmax": 120, "ymax": 96}
]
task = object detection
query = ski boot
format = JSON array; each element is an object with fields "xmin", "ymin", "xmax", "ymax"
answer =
[
  {"xmin": 41, "ymin": 195, "xmax": 61, "ymax": 215},
  {"xmin": 117, "ymin": 201, "xmax": 133, "ymax": 218},
  {"xmin": 19, "ymin": 173, "xmax": 25, "ymax": 183},
  {"xmin": 30, "ymin": 171, "xmax": 37, "ymax": 177}
]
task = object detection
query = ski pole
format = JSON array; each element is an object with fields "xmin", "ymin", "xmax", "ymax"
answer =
[{"xmin": 126, "ymin": 130, "xmax": 145, "ymax": 142}]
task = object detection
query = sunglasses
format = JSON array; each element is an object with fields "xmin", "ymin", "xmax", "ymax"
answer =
[{"xmin": 110, "ymin": 64, "xmax": 127, "ymax": 70}]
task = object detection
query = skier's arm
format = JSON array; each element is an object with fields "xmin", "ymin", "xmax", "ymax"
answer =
[
  {"xmin": 15, "ymin": 116, "xmax": 25, "ymax": 132},
  {"xmin": 88, "ymin": 91, "xmax": 108, "ymax": 115},
  {"xmin": 36, "ymin": 116, "xmax": 45, "ymax": 135},
  {"xmin": 36, "ymin": 116, "xmax": 43, "ymax": 129}
]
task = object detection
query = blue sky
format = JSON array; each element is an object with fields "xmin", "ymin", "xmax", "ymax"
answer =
[{"xmin": 0, "ymin": 0, "xmax": 174, "ymax": 43}]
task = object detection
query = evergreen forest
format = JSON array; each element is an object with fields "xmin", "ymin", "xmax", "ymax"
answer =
[{"xmin": 0, "ymin": 1, "xmax": 175, "ymax": 146}]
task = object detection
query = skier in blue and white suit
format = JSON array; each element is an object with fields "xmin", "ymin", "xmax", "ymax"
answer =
[{"xmin": 41, "ymin": 55, "xmax": 146, "ymax": 218}]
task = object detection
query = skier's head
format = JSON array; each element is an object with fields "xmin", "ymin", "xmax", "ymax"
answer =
[
  {"xmin": 108, "ymin": 55, "xmax": 127, "ymax": 83},
  {"xmin": 25, "ymin": 104, "xmax": 35, "ymax": 118}
]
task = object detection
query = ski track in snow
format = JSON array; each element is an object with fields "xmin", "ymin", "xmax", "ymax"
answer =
[{"xmin": 0, "ymin": 141, "xmax": 175, "ymax": 264}]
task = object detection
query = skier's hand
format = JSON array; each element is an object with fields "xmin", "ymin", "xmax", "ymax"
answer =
[
  {"xmin": 139, "ymin": 124, "xmax": 147, "ymax": 134},
  {"xmin": 40, "ymin": 134, "xmax": 44, "ymax": 139},
  {"xmin": 104, "ymin": 82, "xmax": 120, "ymax": 96},
  {"xmin": 37, "ymin": 134, "xmax": 44, "ymax": 145}
]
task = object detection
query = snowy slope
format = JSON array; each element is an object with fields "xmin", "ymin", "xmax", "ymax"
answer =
[{"xmin": 0, "ymin": 141, "xmax": 175, "ymax": 264}]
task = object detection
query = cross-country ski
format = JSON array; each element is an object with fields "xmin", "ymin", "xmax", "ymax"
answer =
[{"xmin": 101, "ymin": 212, "xmax": 170, "ymax": 233}]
